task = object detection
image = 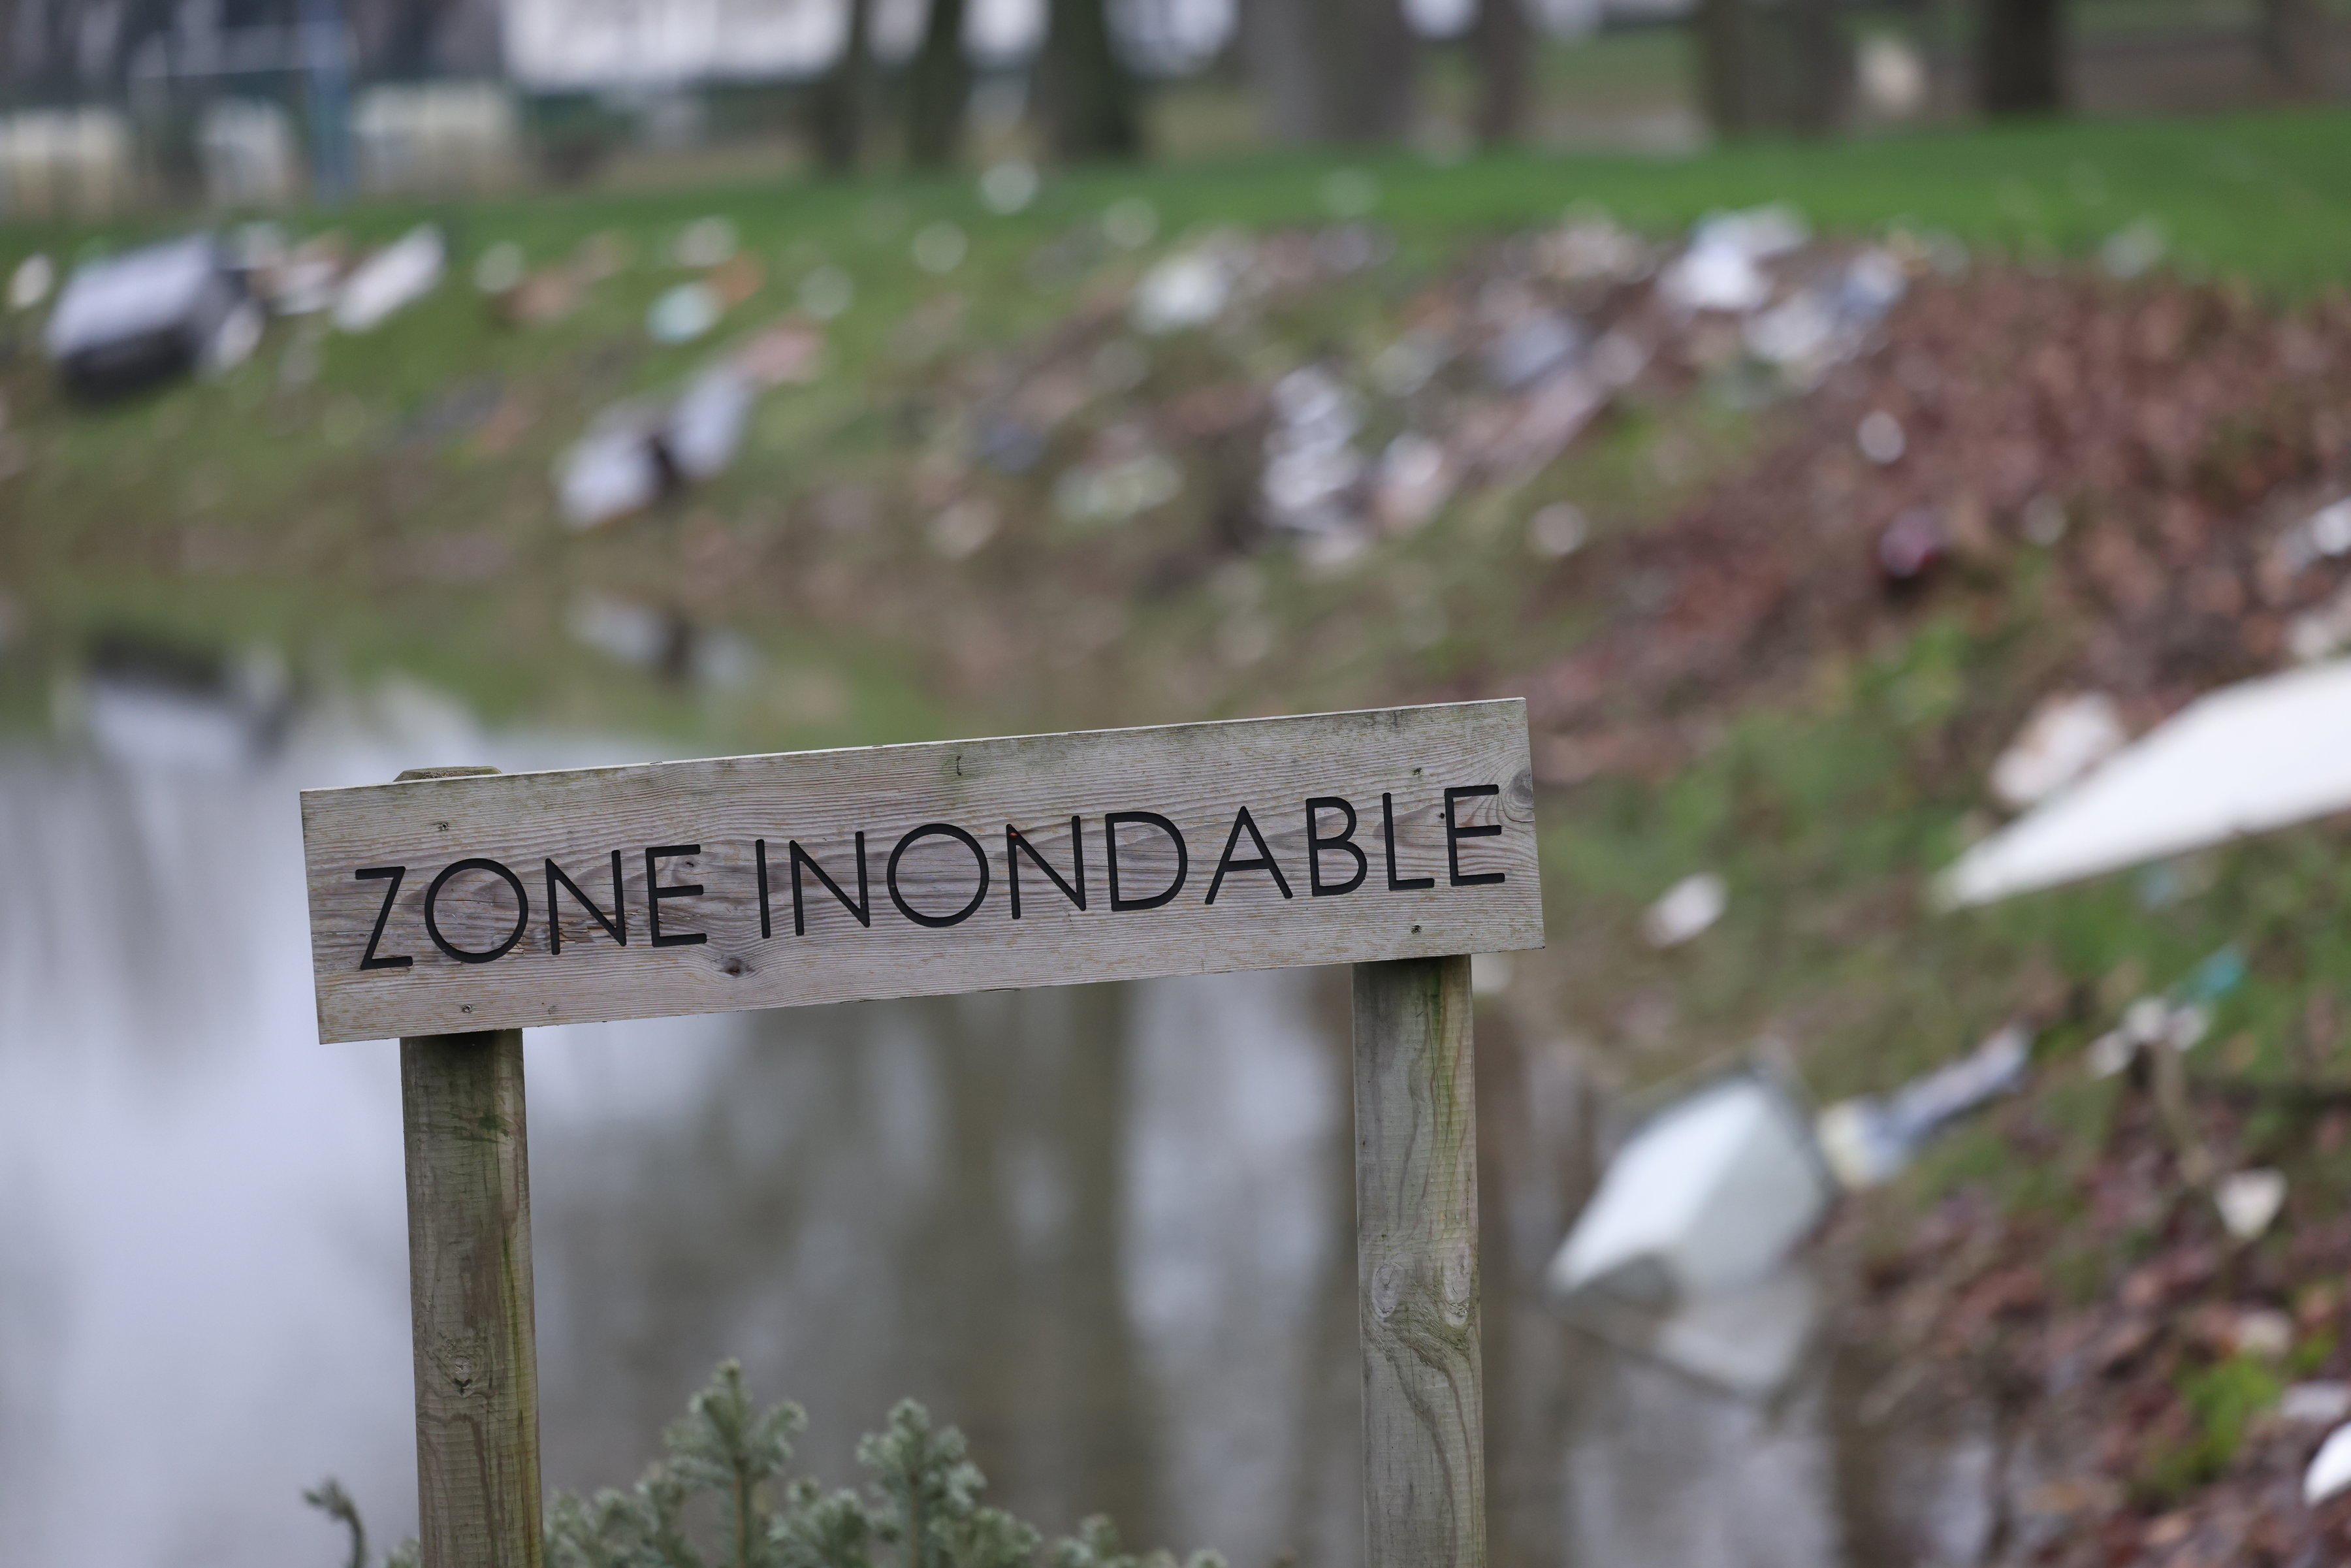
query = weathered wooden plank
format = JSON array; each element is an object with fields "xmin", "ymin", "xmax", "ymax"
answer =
[
  {"xmin": 302, "ymin": 701, "xmax": 1543, "ymax": 1042},
  {"xmin": 403, "ymin": 1026, "xmax": 543, "ymax": 1568},
  {"xmin": 1353, "ymin": 955, "xmax": 1484, "ymax": 1567}
]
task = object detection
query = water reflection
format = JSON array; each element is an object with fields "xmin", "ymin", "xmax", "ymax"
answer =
[{"xmin": 0, "ymin": 691, "xmax": 1979, "ymax": 1567}]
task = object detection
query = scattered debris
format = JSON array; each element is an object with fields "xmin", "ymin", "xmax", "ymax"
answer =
[
  {"xmin": 1942, "ymin": 660, "xmax": 2351, "ymax": 905},
  {"xmin": 1547, "ymin": 1068, "xmax": 1832, "ymax": 1305},
  {"xmin": 7, "ymin": 252, "xmax": 54, "ymax": 310},
  {"xmin": 648, "ymin": 281, "xmax": 722, "ymax": 345},
  {"xmin": 978, "ymin": 159, "xmax": 1040, "ymax": 215},
  {"xmin": 2281, "ymin": 1383, "xmax": 2351, "ymax": 1427},
  {"xmin": 673, "ymin": 216, "xmax": 738, "ymax": 269},
  {"xmin": 334, "ymin": 225, "xmax": 446, "ymax": 333},
  {"xmin": 2213, "ymin": 1168, "xmax": 2287, "ymax": 1242},
  {"xmin": 1815, "ymin": 1023, "xmax": 2034, "ymax": 1189},
  {"xmin": 1989, "ymin": 692, "xmax": 2128, "ymax": 809},
  {"xmin": 44, "ymin": 235, "xmax": 259, "ymax": 397},
  {"xmin": 1643, "ymin": 871, "xmax": 1726, "ymax": 948},
  {"xmin": 2306, "ymin": 1422, "xmax": 2351, "ymax": 1506},
  {"xmin": 71, "ymin": 632, "xmax": 291, "ymax": 769}
]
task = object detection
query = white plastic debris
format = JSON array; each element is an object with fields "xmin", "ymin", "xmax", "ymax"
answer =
[
  {"xmin": 1857, "ymin": 409, "xmax": 1906, "ymax": 464},
  {"xmin": 2306, "ymin": 1422, "xmax": 2351, "ymax": 1505},
  {"xmin": 1815, "ymin": 1023, "xmax": 2032, "ymax": 1188},
  {"xmin": 1990, "ymin": 692, "xmax": 2128, "ymax": 808},
  {"xmin": 1644, "ymin": 872, "xmax": 1726, "ymax": 948},
  {"xmin": 1131, "ymin": 248, "xmax": 1234, "ymax": 335},
  {"xmin": 2275, "ymin": 496, "xmax": 2351, "ymax": 577},
  {"xmin": 7, "ymin": 251, "xmax": 53, "ymax": 310},
  {"xmin": 1642, "ymin": 1268, "xmax": 1821, "ymax": 1399},
  {"xmin": 2233, "ymin": 1307, "xmax": 2294, "ymax": 1359},
  {"xmin": 1942, "ymin": 659, "xmax": 2351, "ymax": 905},
  {"xmin": 556, "ymin": 404, "xmax": 667, "ymax": 528},
  {"xmin": 1527, "ymin": 502, "xmax": 1590, "ymax": 559},
  {"xmin": 647, "ymin": 281, "xmax": 722, "ymax": 344},
  {"xmin": 2099, "ymin": 217, "xmax": 2166, "ymax": 282},
  {"xmin": 333, "ymin": 225, "xmax": 445, "ymax": 332},
  {"xmin": 2215, "ymin": 1168, "xmax": 2287, "ymax": 1241},
  {"xmin": 663, "ymin": 366, "xmax": 754, "ymax": 482},
  {"xmin": 2282, "ymin": 1382, "xmax": 2351, "ymax": 1426},
  {"xmin": 44, "ymin": 235, "xmax": 253, "ymax": 396},
  {"xmin": 1546, "ymin": 1071, "xmax": 1832, "ymax": 1305},
  {"xmin": 1855, "ymin": 33, "xmax": 1927, "ymax": 119},
  {"xmin": 1659, "ymin": 242, "xmax": 1769, "ymax": 315}
]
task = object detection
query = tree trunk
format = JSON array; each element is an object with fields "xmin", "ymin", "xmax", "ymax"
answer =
[
  {"xmin": 1975, "ymin": 0, "xmax": 2066, "ymax": 114},
  {"xmin": 1693, "ymin": 0, "xmax": 1754, "ymax": 135},
  {"xmin": 809, "ymin": 0, "xmax": 874, "ymax": 176},
  {"xmin": 906, "ymin": 0, "xmax": 971, "ymax": 169},
  {"xmin": 1239, "ymin": 0, "xmax": 1418, "ymax": 146},
  {"xmin": 1470, "ymin": 0, "xmax": 1532, "ymax": 146},
  {"xmin": 1036, "ymin": 0, "xmax": 1144, "ymax": 161},
  {"xmin": 2258, "ymin": 0, "xmax": 2328, "ymax": 97}
]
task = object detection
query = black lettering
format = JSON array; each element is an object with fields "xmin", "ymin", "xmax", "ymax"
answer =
[
  {"xmin": 790, "ymin": 835, "xmax": 871, "ymax": 935},
  {"xmin": 424, "ymin": 858, "xmax": 530, "ymax": 964},
  {"xmin": 355, "ymin": 865, "xmax": 413, "ymax": 970},
  {"xmin": 1444, "ymin": 786, "xmax": 1506, "ymax": 886},
  {"xmin": 756, "ymin": 839, "xmax": 773, "ymax": 938},
  {"xmin": 1304, "ymin": 797, "xmax": 1367, "ymax": 897},
  {"xmin": 888, "ymin": 823, "xmax": 991, "ymax": 927},
  {"xmin": 1006, "ymin": 818, "xmax": 1087, "ymax": 918},
  {"xmin": 1382, "ymin": 793, "xmax": 1435, "ymax": 891},
  {"xmin": 1204, "ymin": 805, "xmax": 1294, "ymax": 904},
  {"xmin": 1105, "ymin": 811, "xmax": 1188, "ymax": 912},
  {"xmin": 545, "ymin": 851, "xmax": 627, "ymax": 955},
  {"xmin": 644, "ymin": 844, "xmax": 709, "ymax": 947}
]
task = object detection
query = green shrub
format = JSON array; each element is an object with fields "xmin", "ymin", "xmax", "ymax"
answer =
[{"xmin": 312, "ymin": 1362, "xmax": 1224, "ymax": 1568}]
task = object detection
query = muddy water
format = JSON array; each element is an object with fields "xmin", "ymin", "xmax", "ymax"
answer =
[{"xmin": 0, "ymin": 701, "xmax": 1983, "ymax": 1567}]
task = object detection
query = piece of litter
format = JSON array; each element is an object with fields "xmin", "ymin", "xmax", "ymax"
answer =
[
  {"xmin": 334, "ymin": 225, "xmax": 445, "ymax": 332},
  {"xmin": 1644, "ymin": 872, "xmax": 1726, "ymax": 947},
  {"xmin": 44, "ymin": 236, "xmax": 253, "ymax": 398},
  {"xmin": 1991, "ymin": 692, "xmax": 2128, "ymax": 808},
  {"xmin": 2086, "ymin": 1030, "xmax": 2135, "ymax": 1080},
  {"xmin": 648, "ymin": 282, "xmax": 722, "ymax": 344},
  {"xmin": 1857, "ymin": 409, "xmax": 1906, "ymax": 464},
  {"xmin": 978, "ymin": 160, "xmax": 1039, "ymax": 215},
  {"xmin": 8, "ymin": 253, "xmax": 54, "ymax": 310},
  {"xmin": 2215, "ymin": 1168, "xmax": 2287, "ymax": 1241},
  {"xmin": 1528, "ymin": 502, "xmax": 1590, "ymax": 559},
  {"xmin": 2307, "ymin": 1422, "xmax": 2351, "ymax": 1505},
  {"xmin": 2281, "ymin": 1382, "xmax": 2351, "ymax": 1426},
  {"xmin": 1815, "ymin": 1023, "xmax": 2032, "ymax": 1188},
  {"xmin": 1131, "ymin": 248, "xmax": 1233, "ymax": 335},
  {"xmin": 1546, "ymin": 1070, "xmax": 1832, "ymax": 1305},
  {"xmin": 1942, "ymin": 659, "xmax": 2351, "ymax": 905},
  {"xmin": 2232, "ymin": 1307, "xmax": 2294, "ymax": 1359},
  {"xmin": 2099, "ymin": 217, "xmax": 2166, "ymax": 281}
]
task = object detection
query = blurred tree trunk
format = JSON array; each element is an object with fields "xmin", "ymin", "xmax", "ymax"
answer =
[
  {"xmin": 1239, "ymin": 0, "xmax": 1418, "ymax": 144},
  {"xmin": 1036, "ymin": 0, "xmax": 1144, "ymax": 161},
  {"xmin": 906, "ymin": 0, "xmax": 971, "ymax": 168},
  {"xmin": 1471, "ymin": 0, "xmax": 1533, "ymax": 146},
  {"xmin": 810, "ymin": 0, "xmax": 874, "ymax": 175},
  {"xmin": 2258, "ymin": 0, "xmax": 2327, "ymax": 97},
  {"xmin": 1693, "ymin": 0, "xmax": 1848, "ymax": 135},
  {"xmin": 1975, "ymin": 0, "xmax": 2066, "ymax": 114}
]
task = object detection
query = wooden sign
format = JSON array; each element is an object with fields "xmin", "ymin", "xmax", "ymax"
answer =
[{"xmin": 302, "ymin": 701, "xmax": 1543, "ymax": 1043}]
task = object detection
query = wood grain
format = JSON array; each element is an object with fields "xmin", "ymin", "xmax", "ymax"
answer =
[
  {"xmin": 403, "ymin": 1027, "xmax": 543, "ymax": 1568},
  {"xmin": 1353, "ymin": 955, "xmax": 1484, "ymax": 1567},
  {"xmin": 302, "ymin": 701, "xmax": 1543, "ymax": 1042}
]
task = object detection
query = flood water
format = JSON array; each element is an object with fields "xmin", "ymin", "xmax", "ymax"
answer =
[{"xmin": 0, "ymin": 687, "xmax": 1989, "ymax": 1567}]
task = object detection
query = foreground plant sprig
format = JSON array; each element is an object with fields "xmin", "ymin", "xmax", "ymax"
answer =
[{"xmin": 312, "ymin": 1360, "xmax": 1225, "ymax": 1568}]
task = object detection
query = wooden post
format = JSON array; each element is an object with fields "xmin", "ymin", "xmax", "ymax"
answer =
[
  {"xmin": 1352, "ymin": 955, "xmax": 1484, "ymax": 1567},
  {"xmin": 396, "ymin": 767, "xmax": 543, "ymax": 1568}
]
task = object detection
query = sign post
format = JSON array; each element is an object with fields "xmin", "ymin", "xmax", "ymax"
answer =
[{"xmin": 306, "ymin": 703, "xmax": 1543, "ymax": 1568}]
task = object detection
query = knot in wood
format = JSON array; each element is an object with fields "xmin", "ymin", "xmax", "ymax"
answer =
[
  {"xmin": 1440, "ymin": 1242, "xmax": 1475, "ymax": 1326},
  {"xmin": 1371, "ymin": 1256, "xmax": 1407, "ymax": 1321}
]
